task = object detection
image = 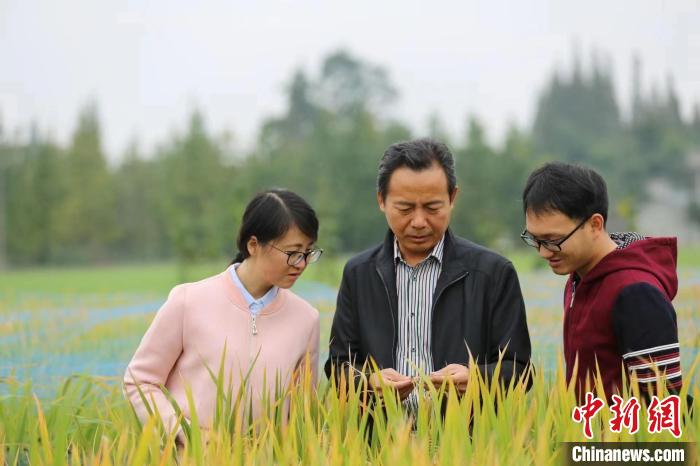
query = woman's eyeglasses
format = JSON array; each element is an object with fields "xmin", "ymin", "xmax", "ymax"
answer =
[{"xmin": 269, "ymin": 244, "xmax": 324, "ymax": 266}]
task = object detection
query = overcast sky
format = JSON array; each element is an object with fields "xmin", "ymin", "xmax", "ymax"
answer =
[{"xmin": 1, "ymin": 0, "xmax": 699, "ymax": 160}]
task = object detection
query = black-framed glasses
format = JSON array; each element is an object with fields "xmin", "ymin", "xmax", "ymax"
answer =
[
  {"xmin": 520, "ymin": 217, "xmax": 589, "ymax": 252},
  {"xmin": 269, "ymin": 244, "xmax": 324, "ymax": 266}
]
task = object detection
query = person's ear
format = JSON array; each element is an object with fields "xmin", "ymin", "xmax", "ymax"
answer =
[
  {"xmin": 449, "ymin": 186, "xmax": 459, "ymax": 205},
  {"xmin": 246, "ymin": 236, "xmax": 259, "ymax": 257},
  {"xmin": 377, "ymin": 192, "xmax": 386, "ymax": 213},
  {"xmin": 589, "ymin": 214, "xmax": 606, "ymax": 236}
]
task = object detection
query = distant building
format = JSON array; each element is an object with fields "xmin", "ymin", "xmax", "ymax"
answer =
[{"xmin": 636, "ymin": 152, "xmax": 700, "ymax": 245}]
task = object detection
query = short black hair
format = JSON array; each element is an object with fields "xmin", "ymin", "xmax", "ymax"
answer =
[
  {"xmin": 233, "ymin": 189, "xmax": 318, "ymax": 264},
  {"xmin": 377, "ymin": 138, "xmax": 457, "ymax": 200},
  {"xmin": 522, "ymin": 162, "xmax": 609, "ymax": 223}
]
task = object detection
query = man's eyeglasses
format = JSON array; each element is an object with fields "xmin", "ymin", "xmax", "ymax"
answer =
[
  {"xmin": 520, "ymin": 217, "xmax": 589, "ymax": 252},
  {"xmin": 269, "ymin": 244, "xmax": 324, "ymax": 266}
]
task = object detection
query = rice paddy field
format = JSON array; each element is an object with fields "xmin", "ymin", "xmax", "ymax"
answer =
[{"xmin": 1, "ymin": 251, "xmax": 698, "ymax": 465}]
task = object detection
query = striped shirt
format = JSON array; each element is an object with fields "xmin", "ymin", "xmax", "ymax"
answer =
[{"xmin": 394, "ymin": 235, "xmax": 445, "ymax": 413}]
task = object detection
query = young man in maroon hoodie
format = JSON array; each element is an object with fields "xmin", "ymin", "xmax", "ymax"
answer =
[{"xmin": 520, "ymin": 162, "xmax": 683, "ymax": 401}]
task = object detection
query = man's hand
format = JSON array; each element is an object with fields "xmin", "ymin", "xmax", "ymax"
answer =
[
  {"xmin": 429, "ymin": 364, "xmax": 469, "ymax": 394},
  {"xmin": 368, "ymin": 368, "xmax": 414, "ymax": 400}
]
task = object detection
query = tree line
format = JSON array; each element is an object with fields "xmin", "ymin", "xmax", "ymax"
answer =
[{"xmin": 1, "ymin": 50, "xmax": 699, "ymax": 267}]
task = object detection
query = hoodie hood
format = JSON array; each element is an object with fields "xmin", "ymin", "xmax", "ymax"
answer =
[{"xmin": 582, "ymin": 233, "xmax": 678, "ymax": 300}]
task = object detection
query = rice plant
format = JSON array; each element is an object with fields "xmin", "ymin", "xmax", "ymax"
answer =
[{"xmin": 1, "ymin": 351, "xmax": 697, "ymax": 466}]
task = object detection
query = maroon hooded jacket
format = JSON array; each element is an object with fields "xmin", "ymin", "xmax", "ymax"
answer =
[{"xmin": 563, "ymin": 234, "xmax": 681, "ymax": 399}]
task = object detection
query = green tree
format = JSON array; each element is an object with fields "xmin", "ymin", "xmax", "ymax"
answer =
[
  {"xmin": 532, "ymin": 59, "xmax": 621, "ymax": 164},
  {"xmin": 52, "ymin": 103, "xmax": 116, "ymax": 262},
  {"xmin": 159, "ymin": 111, "xmax": 233, "ymax": 264},
  {"xmin": 6, "ymin": 134, "xmax": 65, "ymax": 264},
  {"xmin": 113, "ymin": 142, "xmax": 170, "ymax": 260}
]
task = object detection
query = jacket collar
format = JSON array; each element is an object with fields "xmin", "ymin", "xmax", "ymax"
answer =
[
  {"xmin": 393, "ymin": 235, "xmax": 445, "ymax": 266},
  {"xmin": 377, "ymin": 228, "xmax": 470, "ymax": 296}
]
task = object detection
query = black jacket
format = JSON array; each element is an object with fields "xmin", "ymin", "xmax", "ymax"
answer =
[{"xmin": 324, "ymin": 229, "xmax": 532, "ymax": 388}]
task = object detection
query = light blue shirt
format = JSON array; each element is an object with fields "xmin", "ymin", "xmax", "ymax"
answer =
[{"xmin": 229, "ymin": 263, "xmax": 279, "ymax": 315}]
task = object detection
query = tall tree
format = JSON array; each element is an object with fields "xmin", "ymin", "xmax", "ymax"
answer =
[
  {"xmin": 114, "ymin": 142, "xmax": 169, "ymax": 260},
  {"xmin": 52, "ymin": 103, "xmax": 116, "ymax": 262},
  {"xmin": 532, "ymin": 58, "xmax": 621, "ymax": 164},
  {"xmin": 160, "ymin": 111, "xmax": 232, "ymax": 263}
]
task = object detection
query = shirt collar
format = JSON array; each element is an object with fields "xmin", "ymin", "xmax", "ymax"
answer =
[
  {"xmin": 393, "ymin": 235, "xmax": 445, "ymax": 266},
  {"xmin": 229, "ymin": 263, "xmax": 279, "ymax": 310}
]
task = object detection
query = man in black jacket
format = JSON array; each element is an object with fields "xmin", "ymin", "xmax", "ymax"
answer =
[{"xmin": 324, "ymin": 138, "xmax": 532, "ymax": 409}]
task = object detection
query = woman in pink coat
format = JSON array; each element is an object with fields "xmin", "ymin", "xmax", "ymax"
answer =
[{"xmin": 124, "ymin": 189, "xmax": 322, "ymax": 440}]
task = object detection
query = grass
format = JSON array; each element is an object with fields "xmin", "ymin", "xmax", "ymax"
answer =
[
  {"xmin": 0, "ymin": 262, "xmax": 219, "ymax": 295},
  {"xmin": 0, "ymin": 256, "xmax": 347, "ymax": 296},
  {"xmin": 678, "ymin": 246, "xmax": 700, "ymax": 269}
]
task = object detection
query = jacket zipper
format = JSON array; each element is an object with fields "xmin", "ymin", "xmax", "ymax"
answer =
[
  {"xmin": 249, "ymin": 313, "xmax": 258, "ymax": 369},
  {"xmin": 430, "ymin": 272, "xmax": 469, "ymax": 366},
  {"xmin": 564, "ymin": 280, "xmax": 577, "ymax": 358},
  {"xmin": 431, "ymin": 272, "xmax": 469, "ymax": 317},
  {"xmin": 376, "ymin": 267, "xmax": 397, "ymax": 368}
]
